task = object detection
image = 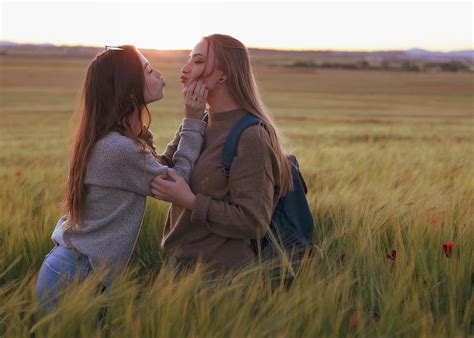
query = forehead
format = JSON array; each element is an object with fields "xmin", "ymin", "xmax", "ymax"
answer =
[
  {"xmin": 190, "ymin": 40, "xmax": 209, "ymax": 57},
  {"xmin": 136, "ymin": 50, "xmax": 149, "ymax": 66}
]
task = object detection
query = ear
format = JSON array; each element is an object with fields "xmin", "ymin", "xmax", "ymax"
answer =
[{"xmin": 218, "ymin": 73, "xmax": 227, "ymax": 83}]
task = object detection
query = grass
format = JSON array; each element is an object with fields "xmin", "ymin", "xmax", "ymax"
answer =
[{"xmin": 0, "ymin": 51, "xmax": 473, "ymax": 337}]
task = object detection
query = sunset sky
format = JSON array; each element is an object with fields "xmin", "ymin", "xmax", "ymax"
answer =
[{"xmin": 1, "ymin": 1, "xmax": 472, "ymax": 51}]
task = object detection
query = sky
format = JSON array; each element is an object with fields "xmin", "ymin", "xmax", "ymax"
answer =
[{"xmin": 1, "ymin": 0, "xmax": 473, "ymax": 51}]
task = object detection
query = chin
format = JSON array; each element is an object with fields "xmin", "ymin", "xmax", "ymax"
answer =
[{"xmin": 155, "ymin": 91, "xmax": 165, "ymax": 101}]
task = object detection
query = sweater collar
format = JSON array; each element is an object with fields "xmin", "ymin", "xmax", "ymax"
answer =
[{"xmin": 208, "ymin": 108, "xmax": 246, "ymax": 122}]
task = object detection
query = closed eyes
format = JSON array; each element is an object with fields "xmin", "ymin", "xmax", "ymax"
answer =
[
  {"xmin": 187, "ymin": 55, "xmax": 206, "ymax": 64},
  {"xmin": 144, "ymin": 63, "xmax": 154, "ymax": 74}
]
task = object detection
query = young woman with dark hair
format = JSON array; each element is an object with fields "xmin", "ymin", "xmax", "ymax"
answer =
[{"xmin": 36, "ymin": 45, "xmax": 208, "ymax": 309}]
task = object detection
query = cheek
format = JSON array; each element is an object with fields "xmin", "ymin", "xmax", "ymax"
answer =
[
  {"xmin": 205, "ymin": 79, "xmax": 217, "ymax": 90},
  {"xmin": 189, "ymin": 65, "xmax": 206, "ymax": 81},
  {"xmin": 150, "ymin": 77, "xmax": 163, "ymax": 88},
  {"xmin": 145, "ymin": 77, "xmax": 163, "ymax": 95},
  {"xmin": 205, "ymin": 74, "xmax": 219, "ymax": 89}
]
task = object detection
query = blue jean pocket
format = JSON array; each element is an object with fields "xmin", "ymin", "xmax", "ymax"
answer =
[
  {"xmin": 45, "ymin": 254, "xmax": 90, "ymax": 280},
  {"xmin": 36, "ymin": 247, "xmax": 92, "ymax": 311}
]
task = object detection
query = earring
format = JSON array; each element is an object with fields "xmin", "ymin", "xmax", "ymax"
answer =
[{"xmin": 218, "ymin": 76, "xmax": 226, "ymax": 83}]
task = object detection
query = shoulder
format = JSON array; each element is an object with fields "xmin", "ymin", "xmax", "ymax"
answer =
[
  {"xmin": 94, "ymin": 131, "xmax": 142, "ymax": 156},
  {"xmin": 239, "ymin": 123, "xmax": 272, "ymax": 151},
  {"xmin": 230, "ymin": 122, "xmax": 278, "ymax": 179},
  {"xmin": 90, "ymin": 132, "xmax": 150, "ymax": 167}
]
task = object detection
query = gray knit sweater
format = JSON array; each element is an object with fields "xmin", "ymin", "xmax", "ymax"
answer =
[{"xmin": 51, "ymin": 118, "xmax": 206, "ymax": 283}]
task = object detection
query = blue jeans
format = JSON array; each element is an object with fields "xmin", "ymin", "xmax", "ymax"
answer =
[{"xmin": 36, "ymin": 244, "xmax": 92, "ymax": 311}]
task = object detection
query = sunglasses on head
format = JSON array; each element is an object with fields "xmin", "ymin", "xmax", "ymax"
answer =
[{"xmin": 105, "ymin": 45, "xmax": 123, "ymax": 51}]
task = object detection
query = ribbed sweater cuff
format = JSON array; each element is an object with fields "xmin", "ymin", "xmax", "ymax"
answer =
[
  {"xmin": 181, "ymin": 118, "xmax": 207, "ymax": 136},
  {"xmin": 190, "ymin": 193, "xmax": 211, "ymax": 224}
]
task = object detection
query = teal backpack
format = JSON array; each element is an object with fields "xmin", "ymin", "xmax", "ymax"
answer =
[{"xmin": 222, "ymin": 114, "xmax": 315, "ymax": 261}]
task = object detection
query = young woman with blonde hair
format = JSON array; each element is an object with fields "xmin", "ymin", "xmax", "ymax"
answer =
[{"xmin": 151, "ymin": 34, "xmax": 293, "ymax": 273}]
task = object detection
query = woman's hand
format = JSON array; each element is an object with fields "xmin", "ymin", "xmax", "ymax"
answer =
[
  {"xmin": 183, "ymin": 79, "xmax": 208, "ymax": 119},
  {"xmin": 150, "ymin": 169, "xmax": 197, "ymax": 210}
]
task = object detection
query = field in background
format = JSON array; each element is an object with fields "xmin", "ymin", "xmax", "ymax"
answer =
[{"xmin": 0, "ymin": 50, "xmax": 473, "ymax": 337}]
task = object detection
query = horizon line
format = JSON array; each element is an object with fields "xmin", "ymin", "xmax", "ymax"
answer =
[{"xmin": 2, "ymin": 40, "xmax": 473, "ymax": 54}]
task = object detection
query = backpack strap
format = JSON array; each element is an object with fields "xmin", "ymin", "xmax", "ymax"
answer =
[
  {"xmin": 202, "ymin": 111, "xmax": 209, "ymax": 123},
  {"xmin": 222, "ymin": 114, "xmax": 261, "ymax": 177}
]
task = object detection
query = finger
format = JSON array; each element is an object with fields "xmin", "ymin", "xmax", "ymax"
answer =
[
  {"xmin": 153, "ymin": 176, "xmax": 171, "ymax": 189},
  {"xmin": 185, "ymin": 81, "xmax": 198, "ymax": 101},
  {"xmin": 153, "ymin": 192, "xmax": 168, "ymax": 201},
  {"xmin": 198, "ymin": 87, "xmax": 209, "ymax": 106},
  {"xmin": 152, "ymin": 185, "xmax": 168, "ymax": 197},
  {"xmin": 197, "ymin": 81, "xmax": 206, "ymax": 99},
  {"xmin": 194, "ymin": 80, "xmax": 204, "ymax": 97},
  {"xmin": 151, "ymin": 189, "xmax": 166, "ymax": 199},
  {"xmin": 152, "ymin": 175, "xmax": 168, "ymax": 185},
  {"xmin": 166, "ymin": 169, "xmax": 182, "ymax": 182}
]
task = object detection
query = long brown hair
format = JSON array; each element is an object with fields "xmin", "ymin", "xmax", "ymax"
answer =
[
  {"xmin": 203, "ymin": 34, "xmax": 294, "ymax": 194},
  {"xmin": 64, "ymin": 45, "xmax": 153, "ymax": 227}
]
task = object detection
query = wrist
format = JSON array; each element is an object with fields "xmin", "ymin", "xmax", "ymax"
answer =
[{"xmin": 185, "ymin": 193, "xmax": 197, "ymax": 210}]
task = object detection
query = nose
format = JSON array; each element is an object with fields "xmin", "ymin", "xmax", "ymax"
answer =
[{"xmin": 181, "ymin": 63, "xmax": 191, "ymax": 74}]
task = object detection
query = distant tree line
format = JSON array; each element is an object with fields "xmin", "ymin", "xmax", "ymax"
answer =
[{"xmin": 287, "ymin": 60, "xmax": 472, "ymax": 72}]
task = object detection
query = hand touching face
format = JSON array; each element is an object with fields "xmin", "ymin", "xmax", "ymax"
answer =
[
  {"xmin": 183, "ymin": 79, "xmax": 209, "ymax": 119},
  {"xmin": 180, "ymin": 39, "xmax": 223, "ymax": 92}
]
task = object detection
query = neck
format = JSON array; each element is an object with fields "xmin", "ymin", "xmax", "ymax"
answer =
[{"xmin": 207, "ymin": 85, "xmax": 241, "ymax": 114}]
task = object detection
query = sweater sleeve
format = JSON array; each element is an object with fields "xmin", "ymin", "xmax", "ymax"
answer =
[
  {"xmin": 171, "ymin": 119, "xmax": 207, "ymax": 184},
  {"xmin": 157, "ymin": 112, "xmax": 207, "ymax": 167},
  {"xmin": 85, "ymin": 118, "xmax": 206, "ymax": 196},
  {"xmin": 156, "ymin": 126, "xmax": 182, "ymax": 167},
  {"xmin": 189, "ymin": 125, "xmax": 278, "ymax": 239}
]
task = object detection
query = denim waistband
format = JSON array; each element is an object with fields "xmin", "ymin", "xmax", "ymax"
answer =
[{"xmin": 48, "ymin": 244, "xmax": 91, "ymax": 267}]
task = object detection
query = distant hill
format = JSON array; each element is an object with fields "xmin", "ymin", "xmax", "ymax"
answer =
[
  {"xmin": 0, "ymin": 41, "xmax": 20, "ymax": 47},
  {"xmin": 405, "ymin": 48, "xmax": 473, "ymax": 60},
  {"xmin": 1, "ymin": 41, "xmax": 472, "ymax": 72},
  {"xmin": 248, "ymin": 48, "xmax": 474, "ymax": 62},
  {"xmin": 1, "ymin": 41, "xmax": 472, "ymax": 62}
]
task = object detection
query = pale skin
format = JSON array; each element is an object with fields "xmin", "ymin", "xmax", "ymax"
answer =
[
  {"xmin": 129, "ymin": 51, "xmax": 207, "ymax": 209},
  {"xmin": 133, "ymin": 50, "xmax": 205, "ymax": 143},
  {"xmin": 131, "ymin": 50, "xmax": 166, "ymax": 136},
  {"xmin": 150, "ymin": 39, "xmax": 242, "ymax": 209}
]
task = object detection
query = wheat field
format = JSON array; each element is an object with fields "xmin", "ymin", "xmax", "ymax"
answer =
[{"xmin": 0, "ymin": 51, "xmax": 473, "ymax": 337}]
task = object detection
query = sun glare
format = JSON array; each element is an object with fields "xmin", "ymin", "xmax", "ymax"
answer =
[{"xmin": 1, "ymin": 2, "xmax": 472, "ymax": 51}]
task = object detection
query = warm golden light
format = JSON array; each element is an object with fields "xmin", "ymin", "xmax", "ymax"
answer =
[{"xmin": 1, "ymin": 1, "xmax": 473, "ymax": 51}]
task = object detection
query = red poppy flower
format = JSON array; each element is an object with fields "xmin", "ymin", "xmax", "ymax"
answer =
[
  {"xmin": 442, "ymin": 241, "xmax": 455, "ymax": 258},
  {"xmin": 386, "ymin": 249, "xmax": 397, "ymax": 262},
  {"xmin": 348, "ymin": 313, "xmax": 361, "ymax": 327},
  {"xmin": 427, "ymin": 214, "xmax": 441, "ymax": 225},
  {"xmin": 15, "ymin": 171, "xmax": 22, "ymax": 177},
  {"xmin": 363, "ymin": 134, "xmax": 369, "ymax": 142}
]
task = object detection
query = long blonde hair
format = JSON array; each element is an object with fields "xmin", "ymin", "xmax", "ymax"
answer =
[{"xmin": 203, "ymin": 34, "xmax": 294, "ymax": 194}]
